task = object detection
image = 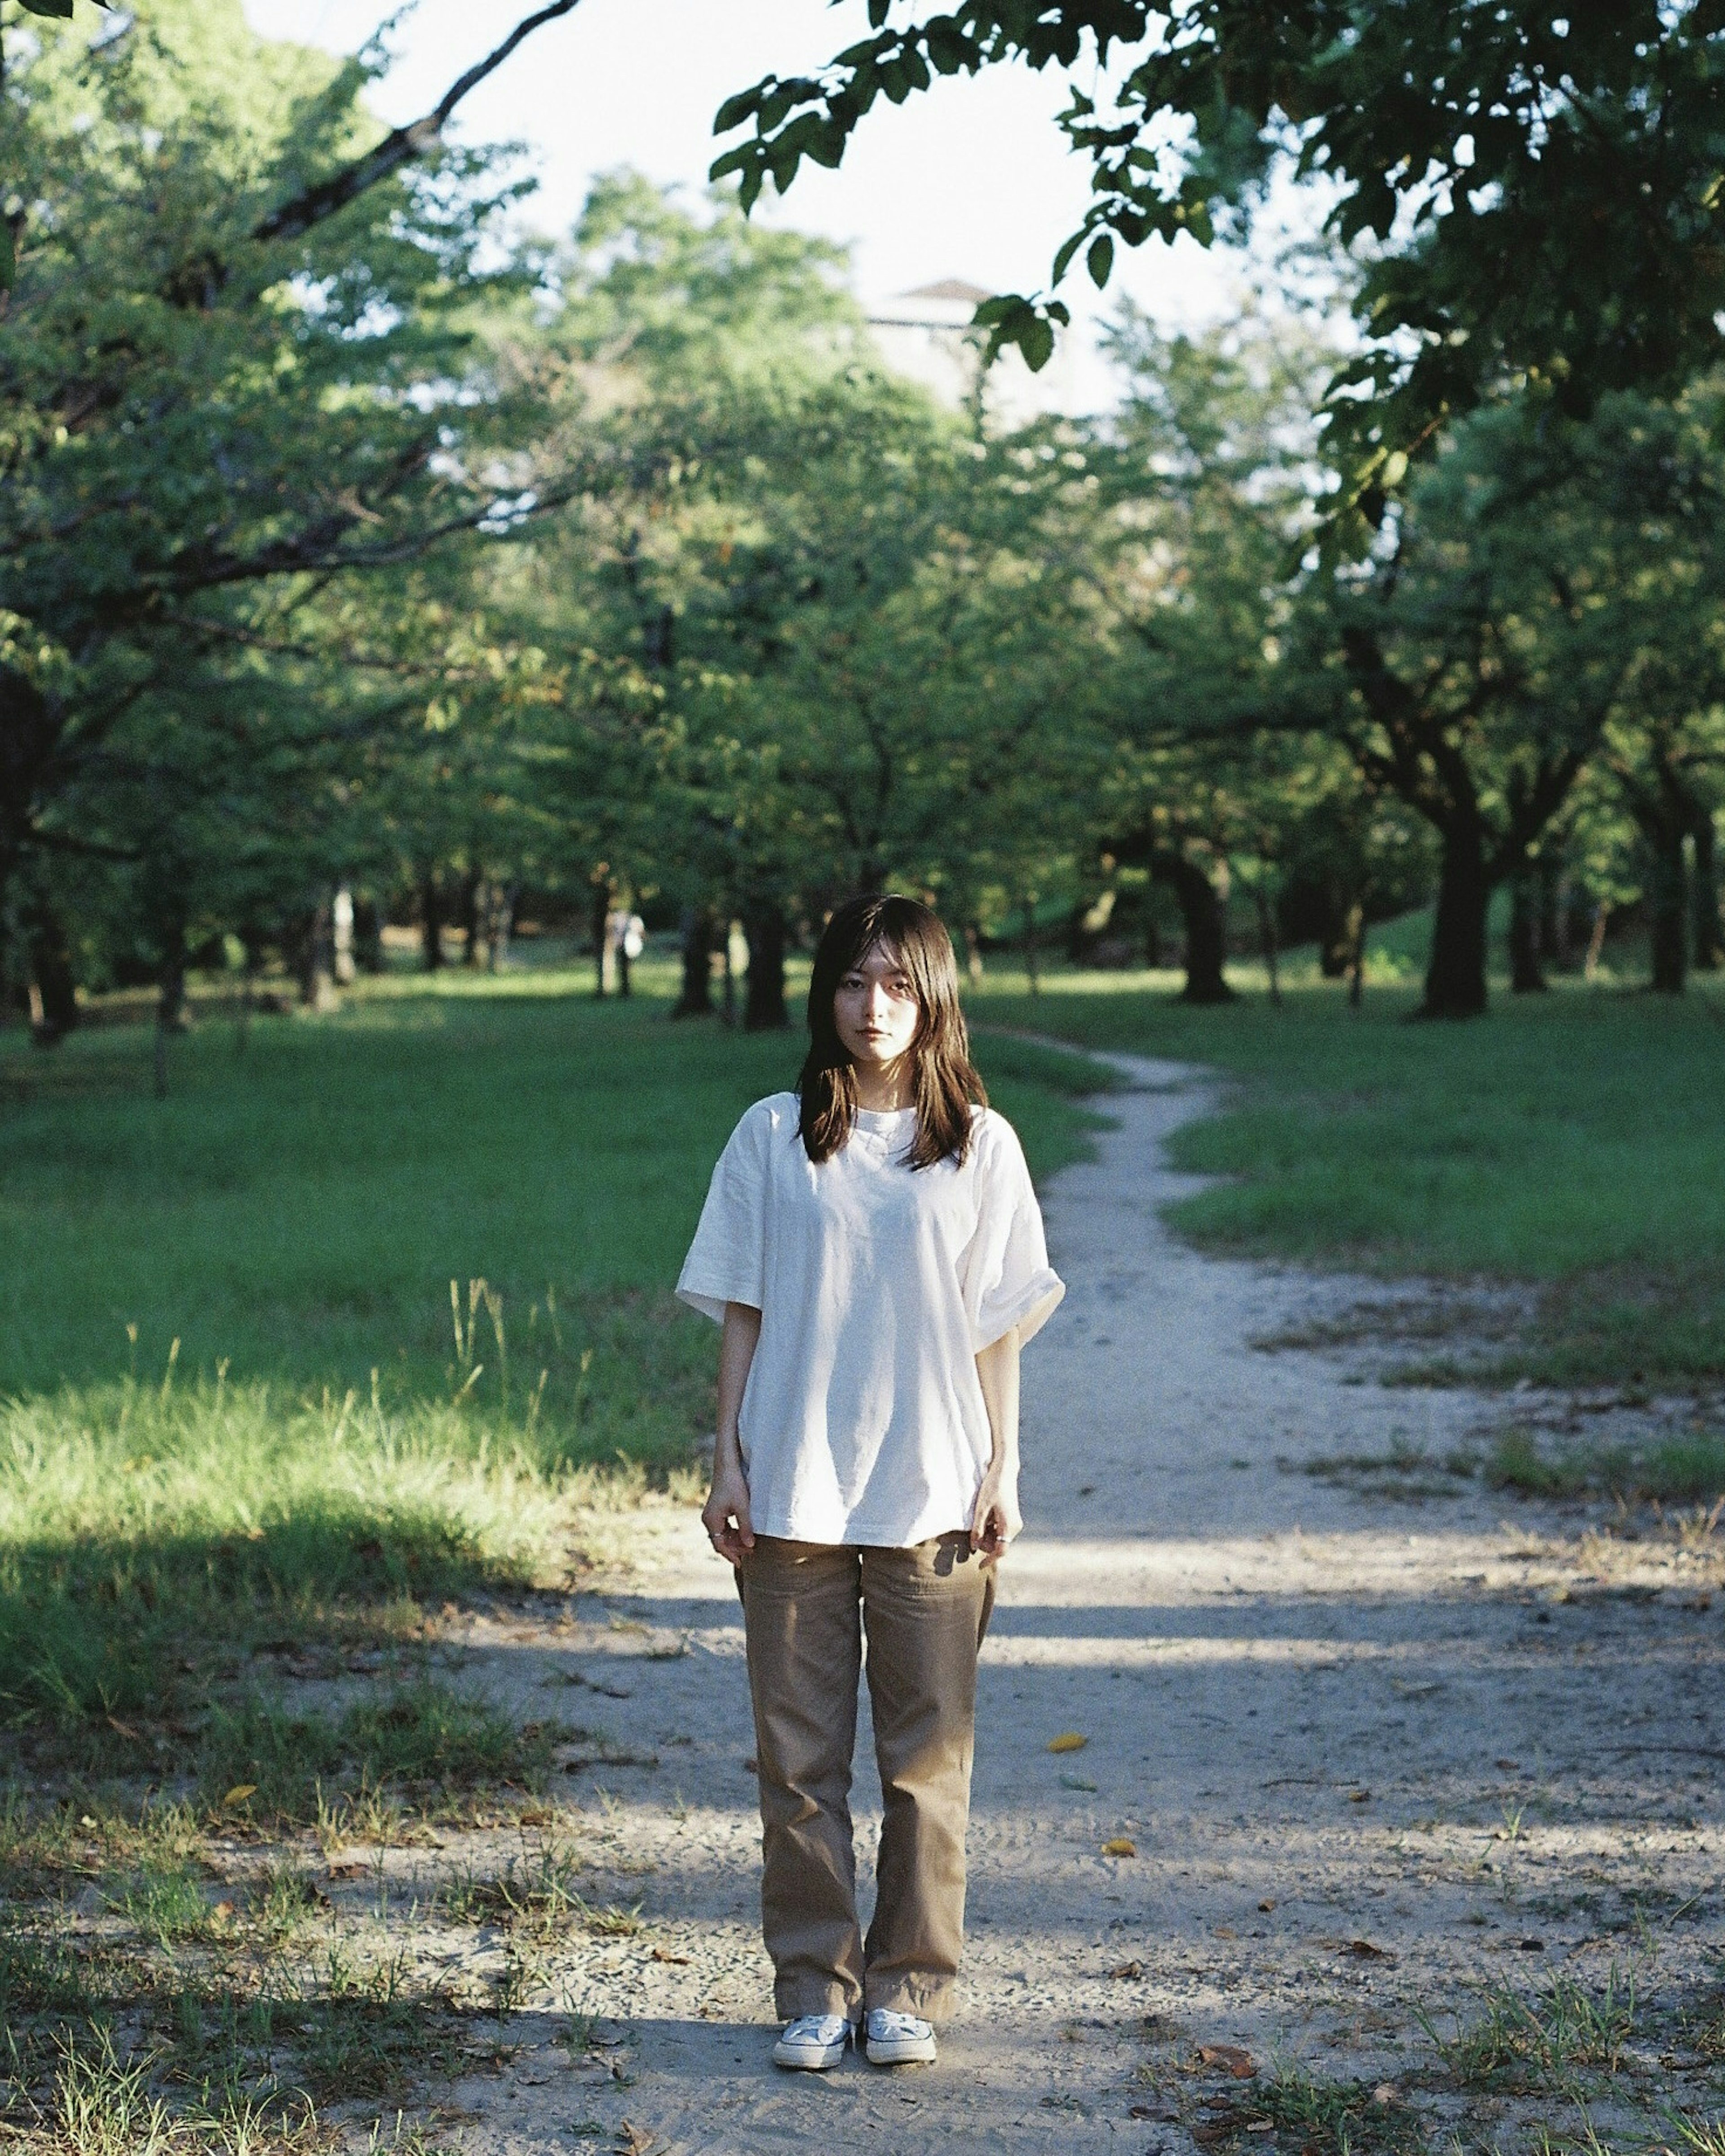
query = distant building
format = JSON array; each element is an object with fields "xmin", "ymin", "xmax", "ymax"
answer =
[{"xmin": 865, "ymin": 278, "xmax": 1082, "ymax": 427}]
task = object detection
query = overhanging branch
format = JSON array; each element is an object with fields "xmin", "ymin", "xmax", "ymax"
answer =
[{"xmin": 254, "ymin": 0, "xmax": 584, "ymax": 245}]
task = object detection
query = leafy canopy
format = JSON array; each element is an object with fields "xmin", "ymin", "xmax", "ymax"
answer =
[{"xmin": 713, "ymin": 2, "xmax": 1725, "ymax": 543}]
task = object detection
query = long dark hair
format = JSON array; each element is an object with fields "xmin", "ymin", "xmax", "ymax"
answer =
[{"xmin": 797, "ymin": 894, "xmax": 986, "ymax": 1170}]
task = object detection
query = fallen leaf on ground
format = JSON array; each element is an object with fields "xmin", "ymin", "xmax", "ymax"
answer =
[
  {"xmin": 1372, "ymin": 2084, "xmax": 1399, "ymax": 2105},
  {"xmin": 1247, "ymin": 2121, "xmax": 1276, "ymax": 2134},
  {"xmin": 1213, "ymin": 1924, "xmax": 1237, "ymax": 1939},
  {"xmin": 326, "ymin": 1861, "xmax": 367, "ymax": 1881},
  {"xmin": 1257, "ymin": 1899, "xmax": 1275, "ymax": 1913},
  {"xmin": 1198, "ymin": 2045, "xmax": 1256, "ymax": 2078},
  {"xmin": 1110, "ymin": 1960, "xmax": 1143, "ymax": 1979},
  {"xmin": 650, "ymin": 1947, "xmax": 690, "ymax": 1965},
  {"xmin": 1348, "ymin": 1788, "xmax": 1371, "ymax": 1803},
  {"xmin": 1102, "ymin": 1837, "xmax": 1137, "ymax": 1857},
  {"xmin": 222, "ymin": 1784, "xmax": 257, "ymax": 1807},
  {"xmin": 617, "ymin": 2126, "xmax": 658, "ymax": 2156},
  {"xmin": 1048, "ymin": 1732, "xmax": 1088, "ymax": 1753},
  {"xmin": 211, "ymin": 1900, "xmax": 236, "ymax": 1923},
  {"xmin": 1193, "ymin": 2120, "xmax": 1237, "ymax": 2145},
  {"xmin": 1343, "ymin": 1939, "xmax": 1390, "ymax": 1960}
]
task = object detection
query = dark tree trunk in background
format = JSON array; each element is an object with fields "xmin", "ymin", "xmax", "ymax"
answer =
[
  {"xmin": 420, "ymin": 872, "xmax": 444, "ymax": 971},
  {"xmin": 457, "ymin": 868, "xmax": 482, "ymax": 966},
  {"xmin": 743, "ymin": 903, "xmax": 788, "ymax": 1031},
  {"xmin": 1142, "ymin": 912, "xmax": 1163, "ymax": 968},
  {"xmin": 1690, "ymin": 812, "xmax": 1722, "ymax": 972},
  {"xmin": 484, "ymin": 881, "xmax": 517, "ymax": 972},
  {"xmin": 290, "ymin": 896, "xmax": 338, "ymax": 1011},
  {"xmin": 1155, "ymin": 856, "xmax": 1234, "ymax": 1004},
  {"xmin": 1508, "ymin": 868, "xmax": 1547, "ymax": 993},
  {"xmin": 352, "ymin": 895, "xmax": 384, "ymax": 974},
  {"xmin": 963, "ymin": 922, "xmax": 983, "ymax": 986},
  {"xmin": 1345, "ymin": 903, "xmax": 1366, "ymax": 1011},
  {"xmin": 673, "ymin": 906, "xmax": 714, "ymax": 1018},
  {"xmin": 1649, "ymin": 823, "xmax": 1689, "ymax": 994},
  {"xmin": 1419, "ymin": 821, "xmax": 1490, "ymax": 1018},
  {"xmin": 22, "ymin": 888, "xmax": 78, "ymax": 1045},
  {"xmin": 589, "ymin": 877, "xmax": 611, "ymax": 999},
  {"xmin": 1022, "ymin": 897, "xmax": 1039, "ymax": 995}
]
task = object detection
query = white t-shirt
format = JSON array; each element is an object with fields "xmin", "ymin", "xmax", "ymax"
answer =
[{"xmin": 676, "ymin": 1092, "xmax": 1065, "ymax": 1547}]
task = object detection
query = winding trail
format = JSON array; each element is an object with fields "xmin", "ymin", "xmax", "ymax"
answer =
[{"xmin": 442, "ymin": 1057, "xmax": 1725, "ymax": 2155}]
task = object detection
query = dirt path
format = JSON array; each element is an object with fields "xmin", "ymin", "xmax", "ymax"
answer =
[{"xmin": 439, "ymin": 1057, "xmax": 1725, "ymax": 2155}]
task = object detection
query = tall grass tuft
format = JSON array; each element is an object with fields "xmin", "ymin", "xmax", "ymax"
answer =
[{"xmin": 0, "ymin": 1364, "xmax": 618, "ymax": 1732}]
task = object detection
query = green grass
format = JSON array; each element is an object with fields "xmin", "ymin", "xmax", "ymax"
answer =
[
  {"xmin": 0, "ymin": 965, "xmax": 1107, "ymax": 1750},
  {"xmin": 0, "ymin": 958, "xmax": 1104, "ymax": 1401},
  {"xmin": 970, "ymin": 956, "xmax": 1725, "ymax": 1391}
]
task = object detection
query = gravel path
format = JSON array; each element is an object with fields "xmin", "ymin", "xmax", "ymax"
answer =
[{"xmin": 437, "ymin": 1057, "xmax": 1725, "ymax": 2156}]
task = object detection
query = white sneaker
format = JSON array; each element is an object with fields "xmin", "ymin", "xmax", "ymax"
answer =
[
  {"xmin": 772, "ymin": 2013, "xmax": 852, "ymax": 2071},
  {"xmin": 864, "ymin": 2007, "xmax": 937, "ymax": 2065}
]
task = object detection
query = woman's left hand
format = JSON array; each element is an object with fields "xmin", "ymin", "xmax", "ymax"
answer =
[{"xmin": 970, "ymin": 1460, "xmax": 1022, "ymax": 1569}]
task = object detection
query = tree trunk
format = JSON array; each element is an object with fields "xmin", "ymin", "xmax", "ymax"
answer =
[
  {"xmin": 1418, "ymin": 821, "xmax": 1490, "ymax": 1018},
  {"xmin": 1508, "ymin": 867, "xmax": 1547, "ymax": 993},
  {"xmin": 1584, "ymin": 901, "xmax": 1610, "ymax": 984},
  {"xmin": 673, "ymin": 906, "xmax": 714, "ymax": 1018},
  {"xmin": 1155, "ymin": 856, "xmax": 1234, "ymax": 1004},
  {"xmin": 458, "ymin": 868, "xmax": 483, "ymax": 967},
  {"xmin": 1345, "ymin": 902, "xmax": 1366, "ymax": 1012},
  {"xmin": 352, "ymin": 895, "xmax": 384, "ymax": 974},
  {"xmin": 743, "ymin": 903, "xmax": 788, "ymax": 1031},
  {"xmin": 1022, "ymin": 896, "xmax": 1039, "ymax": 996},
  {"xmin": 294, "ymin": 896, "xmax": 339, "ymax": 1012},
  {"xmin": 721, "ymin": 919, "xmax": 737, "ymax": 1027},
  {"xmin": 22, "ymin": 889, "xmax": 78, "ymax": 1045},
  {"xmin": 1649, "ymin": 823, "xmax": 1688, "ymax": 994},
  {"xmin": 963, "ymin": 922, "xmax": 983, "ymax": 986},
  {"xmin": 420, "ymin": 873, "xmax": 444, "ymax": 971},
  {"xmin": 485, "ymin": 881, "xmax": 517, "ymax": 972},
  {"xmin": 589, "ymin": 877, "xmax": 612, "ymax": 998},
  {"xmin": 1690, "ymin": 813, "xmax": 1722, "ymax": 972}
]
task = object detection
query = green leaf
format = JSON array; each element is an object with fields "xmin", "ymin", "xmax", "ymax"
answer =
[
  {"xmin": 1019, "ymin": 314, "xmax": 1055, "ymax": 372},
  {"xmin": 1086, "ymin": 234, "xmax": 1114, "ymax": 288},
  {"xmin": 713, "ymin": 87, "xmax": 766, "ymax": 136},
  {"xmin": 18, "ymin": 0, "xmax": 77, "ymax": 18}
]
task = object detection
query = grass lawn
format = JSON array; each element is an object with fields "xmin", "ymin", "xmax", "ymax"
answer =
[
  {"xmin": 0, "ymin": 963, "xmax": 1107, "ymax": 1738},
  {"xmin": 971, "ymin": 950, "xmax": 1725, "ymax": 1394}
]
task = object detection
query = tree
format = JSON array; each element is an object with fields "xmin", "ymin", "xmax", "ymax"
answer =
[
  {"xmin": 717, "ymin": 2, "xmax": 1725, "ymax": 537},
  {"xmin": 0, "ymin": 0, "xmax": 581, "ymax": 1018},
  {"xmin": 1300, "ymin": 385, "xmax": 1725, "ymax": 1015}
]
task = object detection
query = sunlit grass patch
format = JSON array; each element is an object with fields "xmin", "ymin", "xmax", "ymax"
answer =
[{"xmin": 1486, "ymin": 1428, "xmax": 1725, "ymax": 1505}]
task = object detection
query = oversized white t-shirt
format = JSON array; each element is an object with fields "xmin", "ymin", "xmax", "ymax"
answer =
[{"xmin": 676, "ymin": 1093, "xmax": 1064, "ymax": 1547}]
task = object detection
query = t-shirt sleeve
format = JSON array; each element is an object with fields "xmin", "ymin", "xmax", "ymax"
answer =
[
  {"xmin": 961, "ymin": 1114, "xmax": 1066, "ymax": 1351},
  {"xmin": 676, "ymin": 1104, "xmax": 770, "ymax": 1323}
]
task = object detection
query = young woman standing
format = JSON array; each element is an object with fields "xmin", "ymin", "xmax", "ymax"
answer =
[{"xmin": 677, "ymin": 894, "xmax": 1064, "ymax": 2072}]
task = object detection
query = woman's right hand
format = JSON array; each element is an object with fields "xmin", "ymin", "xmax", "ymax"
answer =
[{"xmin": 702, "ymin": 1451, "xmax": 755, "ymax": 1565}]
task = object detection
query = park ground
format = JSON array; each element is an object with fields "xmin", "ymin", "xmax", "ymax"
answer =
[{"xmin": 1, "ymin": 942, "xmax": 1722, "ymax": 2155}]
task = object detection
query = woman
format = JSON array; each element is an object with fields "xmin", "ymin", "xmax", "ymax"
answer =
[{"xmin": 676, "ymin": 894, "xmax": 1064, "ymax": 2072}]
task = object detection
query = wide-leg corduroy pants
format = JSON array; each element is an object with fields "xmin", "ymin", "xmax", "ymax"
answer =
[{"xmin": 736, "ymin": 1531, "xmax": 995, "ymax": 2023}]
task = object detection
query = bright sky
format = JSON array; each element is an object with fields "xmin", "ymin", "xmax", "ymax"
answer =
[{"xmin": 239, "ymin": 0, "xmax": 1260, "ymax": 412}]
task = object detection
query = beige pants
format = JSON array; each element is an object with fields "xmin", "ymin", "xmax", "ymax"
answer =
[{"xmin": 737, "ymin": 1532, "xmax": 995, "ymax": 2022}]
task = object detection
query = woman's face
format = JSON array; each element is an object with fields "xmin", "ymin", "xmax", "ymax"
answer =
[{"xmin": 833, "ymin": 940, "xmax": 920, "ymax": 1071}]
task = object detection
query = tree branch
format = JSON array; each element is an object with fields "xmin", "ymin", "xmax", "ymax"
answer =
[{"xmin": 253, "ymin": 0, "xmax": 585, "ymax": 245}]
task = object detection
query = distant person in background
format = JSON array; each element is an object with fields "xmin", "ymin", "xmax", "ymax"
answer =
[{"xmin": 677, "ymin": 894, "xmax": 1064, "ymax": 2073}]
